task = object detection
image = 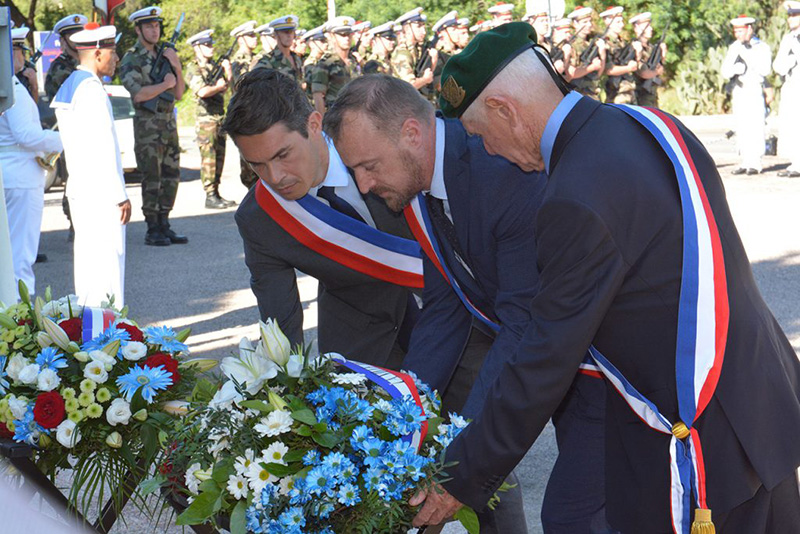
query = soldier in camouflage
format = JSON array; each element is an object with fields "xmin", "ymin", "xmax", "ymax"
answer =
[
  {"xmin": 252, "ymin": 15, "xmax": 303, "ymax": 83},
  {"xmin": 350, "ymin": 20, "xmax": 371, "ymax": 65},
  {"xmin": 250, "ymin": 25, "xmax": 277, "ymax": 71},
  {"xmin": 391, "ymin": 9, "xmax": 437, "ymax": 103},
  {"xmin": 567, "ymin": 6, "xmax": 606, "ymax": 99},
  {"xmin": 549, "ymin": 18, "xmax": 574, "ymax": 76},
  {"xmin": 228, "ymin": 21, "xmax": 260, "ymax": 190},
  {"xmin": 362, "ymin": 22, "xmax": 396, "ymax": 75},
  {"xmin": 45, "ymin": 14, "xmax": 87, "ymax": 101},
  {"xmin": 186, "ymin": 29, "xmax": 235, "ymax": 210},
  {"xmin": 302, "ymin": 26, "xmax": 327, "ymax": 99},
  {"xmin": 309, "ymin": 17, "xmax": 360, "ymax": 114},
  {"xmin": 119, "ymin": 6, "xmax": 188, "ymax": 246},
  {"xmin": 600, "ymin": 6, "xmax": 638, "ymax": 104},
  {"xmin": 631, "ymin": 12, "xmax": 666, "ymax": 107}
]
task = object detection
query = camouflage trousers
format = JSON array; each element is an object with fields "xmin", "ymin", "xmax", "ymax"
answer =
[
  {"xmin": 195, "ymin": 117, "xmax": 226, "ymax": 193},
  {"xmin": 133, "ymin": 113, "xmax": 181, "ymax": 218},
  {"xmin": 636, "ymin": 90, "xmax": 658, "ymax": 108},
  {"xmin": 607, "ymin": 79, "xmax": 636, "ymax": 104},
  {"xmin": 240, "ymin": 158, "xmax": 258, "ymax": 190}
]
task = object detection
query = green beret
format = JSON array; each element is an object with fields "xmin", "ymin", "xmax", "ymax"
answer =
[{"xmin": 439, "ymin": 22, "xmax": 538, "ymax": 118}]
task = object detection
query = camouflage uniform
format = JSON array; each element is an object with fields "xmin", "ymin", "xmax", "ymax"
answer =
[
  {"xmin": 119, "ymin": 40, "xmax": 181, "ymax": 221},
  {"xmin": 229, "ymin": 47, "xmax": 259, "ymax": 189},
  {"xmin": 570, "ymin": 34, "xmax": 603, "ymax": 99},
  {"xmin": 252, "ymin": 47, "xmax": 303, "ymax": 82},
  {"xmin": 362, "ymin": 53, "xmax": 393, "ymax": 75},
  {"xmin": 391, "ymin": 42, "xmax": 436, "ymax": 103},
  {"xmin": 303, "ymin": 55, "xmax": 321, "ymax": 99},
  {"xmin": 604, "ymin": 34, "xmax": 636, "ymax": 104},
  {"xmin": 44, "ymin": 53, "xmax": 78, "ymax": 101},
  {"xmin": 187, "ymin": 61, "xmax": 226, "ymax": 194},
  {"xmin": 635, "ymin": 41, "xmax": 660, "ymax": 107},
  {"xmin": 309, "ymin": 52, "xmax": 360, "ymax": 109}
]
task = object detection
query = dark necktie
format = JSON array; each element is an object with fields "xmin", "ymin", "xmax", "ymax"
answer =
[
  {"xmin": 426, "ymin": 195, "xmax": 468, "ymax": 262},
  {"xmin": 317, "ymin": 186, "xmax": 366, "ymax": 224}
]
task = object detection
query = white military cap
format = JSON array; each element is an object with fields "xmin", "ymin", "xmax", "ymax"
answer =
[
  {"xmin": 785, "ymin": 1, "xmax": 800, "ymax": 15},
  {"xmin": 488, "ymin": 2, "xmax": 514, "ymax": 15},
  {"xmin": 470, "ymin": 20, "xmax": 495, "ymax": 33},
  {"xmin": 599, "ymin": 6, "xmax": 624, "ymax": 18},
  {"xmin": 433, "ymin": 11, "xmax": 459, "ymax": 33},
  {"xmin": 396, "ymin": 8, "xmax": 425, "ymax": 26},
  {"xmin": 53, "ymin": 14, "xmax": 88, "ymax": 35},
  {"xmin": 553, "ymin": 18, "xmax": 572, "ymax": 29},
  {"xmin": 129, "ymin": 6, "xmax": 162, "ymax": 24},
  {"xmin": 11, "ymin": 26, "xmax": 30, "ymax": 48},
  {"xmin": 303, "ymin": 25, "xmax": 326, "ymax": 41},
  {"xmin": 369, "ymin": 21, "xmax": 395, "ymax": 38},
  {"xmin": 628, "ymin": 12, "xmax": 651, "ymax": 25},
  {"xmin": 296, "ymin": 29, "xmax": 306, "ymax": 37},
  {"xmin": 254, "ymin": 23, "xmax": 274, "ymax": 35},
  {"xmin": 70, "ymin": 23, "xmax": 117, "ymax": 49},
  {"xmin": 523, "ymin": 10, "xmax": 548, "ymax": 22},
  {"xmin": 230, "ymin": 21, "xmax": 257, "ymax": 37},
  {"xmin": 187, "ymin": 29, "xmax": 214, "ymax": 46},
  {"xmin": 326, "ymin": 16, "xmax": 355, "ymax": 34},
  {"xmin": 457, "ymin": 17, "xmax": 470, "ymax": 28},
  {"xmin": 568, "ymin": 6, "xmax": 593, "ymax": 20},
  {"xmin": 270, "ymin": 15, "xmax": 299, "ymax": 31},
  {"xmin": 352, "ymin": 21, "xmax": 372, "ymax": 32},
  {"xmin": 730, "ymin": 14, "xmax": 756, "ymax": 26}
]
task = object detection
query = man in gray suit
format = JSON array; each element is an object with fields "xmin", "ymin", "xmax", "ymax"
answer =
[{"xmin": 223, "ymin": 69, "xmax": 422, "ymax": 368}]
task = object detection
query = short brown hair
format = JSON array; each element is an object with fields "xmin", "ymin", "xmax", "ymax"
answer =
[
  {"xmin": 323, "ymin": 74, "xmax": 434, "ymax": 142},
  {"xmin": 222, "ymin": 69, "xmax": 313, "ymax": 138}
]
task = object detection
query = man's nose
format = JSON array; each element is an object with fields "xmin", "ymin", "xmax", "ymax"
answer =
[{"xmin": 354, "ymin": 171, "xmax": 373, "ymax": 194}]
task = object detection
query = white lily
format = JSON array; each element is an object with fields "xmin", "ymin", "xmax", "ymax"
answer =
[
  {"xmin": 259, "ymin": 319, "xmax": 291, "ymax": 366},
  {"xmin": 286, "ymin": 354, "xmax": 304, "ymax": 378},
  {"xmin": 220, "ymin": 339, "xmax": 279, "ymax": 395},
  {"xmin": 42, "ymin": 317, "xmax": 71, "ymax": 351},
  {"xmin": 209, "ymin": 380, "xmax": 245, "ymax": 410}
]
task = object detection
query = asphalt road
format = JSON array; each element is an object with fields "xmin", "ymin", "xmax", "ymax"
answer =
[{"xmin": 29, "ymin": 114, "xmax": 800, "ymax": 533}]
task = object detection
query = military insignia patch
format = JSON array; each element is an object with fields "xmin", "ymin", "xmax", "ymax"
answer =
[
  {"xmin": 442, "ymin": 75, "xmax": 465, "ymax": 108},
  {"xmin": 74, "ymin": 15, "xmax": 81, "ymax": 23},
  {"xmin": 150, "ymin": 8, "xmax": 157, "ymax": 15}
]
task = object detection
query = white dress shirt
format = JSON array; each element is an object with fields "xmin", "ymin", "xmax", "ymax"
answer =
[{"xmin": 426, "ymin": 117, "xmax": 453, "ymax": 222}]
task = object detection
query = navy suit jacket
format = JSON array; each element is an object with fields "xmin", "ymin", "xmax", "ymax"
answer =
[
  {"xmin": 442, "ymin": 97, "xmax": 800, "ymax": 531},
  {"xmin": 404, "ymin": 119, "xmax": 547, "ymax": 418}
]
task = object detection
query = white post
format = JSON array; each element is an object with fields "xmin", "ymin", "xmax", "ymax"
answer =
[
  {"xmin": 0, "ymin": 167, "xmax": 16, "ymax": 305},
  {"xmin": 327, "ymin": 0, "xmax": 336, "ymax": 21}
]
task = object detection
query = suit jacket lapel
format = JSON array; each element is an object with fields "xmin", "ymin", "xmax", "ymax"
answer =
[{"xmin": 550, "ymin": 97, "xmax": 602, "ymax": 174}]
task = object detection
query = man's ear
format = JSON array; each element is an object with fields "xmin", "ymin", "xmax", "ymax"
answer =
[
  {"xmin": 485, "ymin": 95, "xmax": 519, "ymax": 127},
  {"xmin": 307, "ymin": 111, "xmax": 323, "ymax": 136},
  {"xmin": 399, "ymin": 117, "xmax": 424, "ymax": 150}
]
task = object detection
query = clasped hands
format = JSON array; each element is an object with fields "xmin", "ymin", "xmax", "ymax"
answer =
[{"xmin": 409, "ymin": 483, "xmax": 464, "ymax": 528}]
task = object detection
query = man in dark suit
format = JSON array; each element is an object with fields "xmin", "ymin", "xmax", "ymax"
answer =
[
  {"xmin": 412, "ymin": 23, "xmax": 800, "ymax": 534},
  {"xmin": 222, "ymin": 69, "xmax": 422, "ymax": 368},
  {"xmin": 324, "ymin": 74, "xmax": 614, "ymax": 534}
]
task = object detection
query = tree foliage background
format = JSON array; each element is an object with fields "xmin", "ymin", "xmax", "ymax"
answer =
[{"xmin": 1, "ymin": 0, "xmax": 794, "ymax": 114}]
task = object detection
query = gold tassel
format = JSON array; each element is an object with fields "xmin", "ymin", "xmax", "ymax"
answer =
[{"xmin": 691, "ymin": 508, "xmax": 715, "ymax": 534}]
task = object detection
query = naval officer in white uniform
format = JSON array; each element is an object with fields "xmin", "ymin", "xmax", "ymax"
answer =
[
  {"xmin": 52, "ymin": 23, "xmax": 130, "ymax": 307},
  {"xmin": 0, "ymin": 26, "xmax": 63, "ymax": 296},
  {"xmin": 774, "ymin": 1, "xmax": 800, "ymax": 177}
]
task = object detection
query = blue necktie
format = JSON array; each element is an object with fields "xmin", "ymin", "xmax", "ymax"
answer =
[{"xmin": 317, "ymin": 186, "xmax": 366, "ymax": 224}]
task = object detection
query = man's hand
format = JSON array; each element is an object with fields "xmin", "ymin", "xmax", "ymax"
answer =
[
  {"xmin": 163, "ymin": 47, "xmax": 182, "ymax": 71},
  {"xmin": 420, "ymin": 67, "xmax": 434, "ymax": 85},
  {"xmin": 119, "ymin": 200, "xmax": 132, "ymax": 225},
  {"xmin": 163, "ymin": 72, "xmax": 177, "ymax": 89},
  {"xmin": 410, "ymin": 484, "xmax": 464, "ymax": 528}
]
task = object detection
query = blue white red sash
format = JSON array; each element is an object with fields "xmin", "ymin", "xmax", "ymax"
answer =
[
  {"xmin": 255, "ymin": 181, "xmax": 424, "ymax": 288},
  {"xmin": 330, "ymin": 354, "xmax": 429, "ymax": 452},
  {"xmin": 81, "ymin": 307, "xmax": 116, "ymax": 344},
  {"xmin": 589, "ymin": 104, "xmax": 729, "ymax": 533}
]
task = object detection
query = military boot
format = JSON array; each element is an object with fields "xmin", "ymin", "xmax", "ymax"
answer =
[
  {"xmin": 205, "ymin": 188, "xmax": 235, "ymax": 209},
  {"xmin": 145, "ymin": 215, "xmax": 170, "ymax": 246},
  {"xmin": 159, "ymin": 213, "xmax": 188, "ymax": 244}
]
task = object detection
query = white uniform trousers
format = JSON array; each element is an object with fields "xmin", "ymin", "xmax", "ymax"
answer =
[
  {"xmin": 4, "ymin": 187, "xmax": 43, "ymax": 295},
  {"xmin": 732, "ymin": 83, "xmax": 766, "ymax": 171},
  {"xmin": 779, "ymin": 77, "xmax": 800, "ymax": 171},
  {"xmin": 69, "ymin": 198, "xmax": 125, "ymax": 307}
]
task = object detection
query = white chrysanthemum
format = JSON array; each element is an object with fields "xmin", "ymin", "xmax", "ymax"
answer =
[
  {"xmin": 55, "ymin": 419, "xmax": 81, "ymax": 448},
  {"xmin": 278, "ymin": 476, "xmax": 295, "ymax": 496},
  {"xmin": 7, "ymin": 354, "xmax": 30, "ymax": 381},
  {"xmin": 106, "ymin": 398, "xmax": 131, "ymax": 426},
  {"xmin": 185, "ymin": 463, "xmax": 204, "ymax": 494},
  {"xmin": 18, "ymin": 363, "xmax": 40, "ymax": 385},
  {"xmin": 121, "ymin": 341, "xmax": 148, "ymax": 362},
  {"xmin": 84, "ymin": 360, "xmax": 109, "ymax": 383},
  {"xmin": 36, "ymin": 368, "xmax": 60, "ymax": 392},
  {"xmin": 234, "ymin": 449, "xmax": 257, "ymax": 476},
  {"xmin": 253, "ymin": 410, "xmax": 293, "ymax": 437},
  {"xmin": 374, "ymin": 399, "xmax": 393, "ymax": 413},
  {"xmin": 261, "ymin": 441, "xmax": 289, "ymax": 465},
  {"xmin": 247, "ymin": 462, "xmax": 277, "ymax": 494},
  {"xmin": 227, "ymin": 473, "xmax": 249, "ymax": 500},
  {"xmin": 331, "ymin": 372, "xmax": 367, "ymax": 386}
]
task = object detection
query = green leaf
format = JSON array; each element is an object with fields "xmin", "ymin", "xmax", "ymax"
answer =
[
  {"xmin": 288, "ymin": 396, "xmax": 307, "ymax": 412},
  {"xmin": 291, "ymin": 408, "xmax": 317, "ymax": 426},
  {"xmin": 295, "ymin": 425, "xmax": 312, "ymax": 437},
  {"xmin": 139, "ymin": 474, "xmax": 167, "ymax": 496},
  {"xmin": 230, "ymin": 500, "xmax": 248, "ymax": 534},
  {"xmin": 284, "ymin": 449, "xmax": 308, "ymax": 463},
  {"xmin": 140, "ymin": 424, "xmax": 159, "ymax": 464},
  {"xmin": 312, "ymin": 422, "xmax": 328, "ymax": 433},
  {"xmin": 264, "ymin": 462, "xmax": 297, "ymax": 477},
  {"xmin": 198, "ymin": 479, "xmax": 218, "ymax": 493},
  {"xmin": 240, "ymin": 400, "xmax": 272, "ymax": 413},
  {"xmin": 191, "ymin": 378, "xmax": 219, "ymax": 403},
  {"xmin": 130, "ymin": 387, "xmax": 147, "ymax": 414},
  {"xmin": 176, "ymin": 487, "xmax": 221, "ymax": 525},
  {"xmin": 312, "ymin": 431, "xmax": 338, "ymax": 448},
  {"xmin": 212, "ymin": 457, "xmax": 235, "ymax": 484},
  {"xmin": 455, "ymin": 507, "xmax": 480, "ymax": 534}
]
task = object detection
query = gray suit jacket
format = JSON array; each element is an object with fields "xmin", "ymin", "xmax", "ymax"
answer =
[{"xmin": 235, "ymin": 183, "xmax": 416, "ymax": 367}]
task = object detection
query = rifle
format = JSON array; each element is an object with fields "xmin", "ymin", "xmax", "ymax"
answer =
[
  {"xmin": 579, "ymin": 25, "xmax": 611, "ymax": 67},
  {"xmin": 141, "ymin": 12, "xmax": 185, "ymax": 114},
  {"xmin": 29, "ymin": 30, "xmax": 57, "ymax": 65},
  {"xmin": 644, "ymin": 18, "xmax": 671, "ymax": 71},
  {"xmin": 205, "ymin": 40, "xmax": 235, "ymax": 86},
  {"xmin": 414, "ymin": 34, "xmax": 439, "ymax": 78},
  {"xmin": 723, "ymin": 55, "xmax": 746, "ymax": 94}
]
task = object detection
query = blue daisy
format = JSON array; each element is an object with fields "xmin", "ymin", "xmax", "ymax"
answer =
[
  {"xmin": 337, "ymin": 483, "xmax": 361, "ymax": 506},
  {"xmin": 81, "ymin": 326, "xmax": 130, "ymax": 353},
  {"xmin": 0, "ymin": 356, "xmax": 9, "ymax": 396},
  {"xmin": 143, "ymin": 326, "xmax": 189, "ymax": 354},
  {"xmin": 14, "ymin": 406, "xmax": 47, "ymax": 445},
  {"xmin": 278, "ymin": 506, "xmax": 305, "ymax": 529},
  {"xmin": 35, "ymin": 347, "xmax": 68, "ymax": 371},
  {"xmin": 305, "ymin": 466, "xmax": 336, "ymax": 497},
  {"xmin": 116, "ymin": 365, "xmax": 172, "ymax": 403}
]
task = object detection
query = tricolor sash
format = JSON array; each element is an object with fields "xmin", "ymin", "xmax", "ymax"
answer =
[
  {"xmin": 331, "ymin": 354, "xmax": 429, "ymax": 452},
  {"xmin": 404, "ymin": 194, "xmax": 500, "ymax": 333},
  {"xmin": 255, "ymin": 181, "xmax": 424, "ymax": 288},
  {"xmin": 588, "ymin": 105, "xmax": 729, "ymax": 533},
  {"xmin": 81, "ymin": 307, "xmax": 116, "ymax": 344}
]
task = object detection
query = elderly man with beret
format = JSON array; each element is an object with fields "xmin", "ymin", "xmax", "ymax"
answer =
[{"xmin": 412, "ymin": 22, "xmax": 800, "ymax": 534}]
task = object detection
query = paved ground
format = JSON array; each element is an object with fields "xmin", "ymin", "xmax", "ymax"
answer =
[{"xmin": 27, "ymin": 114, "xmax": 800, "ymax": 533}]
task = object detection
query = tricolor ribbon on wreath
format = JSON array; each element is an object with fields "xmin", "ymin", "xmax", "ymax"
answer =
[
  {"xmin": 255, "ymin": 181, "xmax": 424, "ymax": 288},
  {"xmin": 81, "ymin": 307, "xmax": 116, "ymax": 344},
  {"xmin": 585, "ymin": 104, "xmax": 729, "ymax": 534}
]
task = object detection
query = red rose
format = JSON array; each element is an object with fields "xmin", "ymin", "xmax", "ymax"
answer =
[
  {"xmin": 117, "ymin": 322, "xmax": 144, "ymax": 343},
  {"xmin": 142, "ymin": 352, "xmax": 180, "ymax": 387},
  {"xmin": 0, "ymin": 422, "xmax": 13, "ymax": 439},
  {"xmin": 59, "ymin": 317, "xmax": 83, "ymax": 343},
  {"xmin": 33, "ymin": 391, "xmax": 66, "ymax": 429}
]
